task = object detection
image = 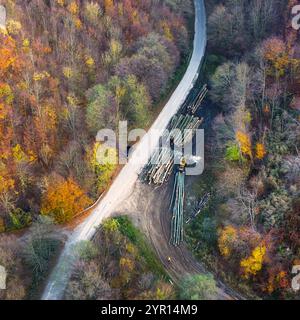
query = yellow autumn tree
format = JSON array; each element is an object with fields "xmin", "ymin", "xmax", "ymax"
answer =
[
  {"xmin": 218, "ymin": 225, "xmax": 237, "ymax": 257},
  {"xmin": 161, "ymin": 21, "xmax": 173, "ymax": 41},
  {"xmin": 85, "ymin": 56, "xmax": 95, "ymax": 67},
  {"xmin": 255, "ymin": 143, "xmax": 266, "ymax": 160},
  {"xmin": 84, "ymin": 2, "xmax": 101, "ymax": 24},
  {"xmin": 33, "ymin": 71, "xmax": 50, "ymax": 82},
  {"xmin": 6, "ymin": 20, "xmax": 22, "ymax": 35},
  {"xmin": 91, "ymin": 142, "xmax": 117, "ymax": 192},
  {"xmin": 240, "ymin": 245, "xmax": 266, "ymax": 279},
  {"xmin": 12, "ymin": 144, "xmax": 36, "ymax": 163},
  {"xmin": 55, "ymin": 0, "xmax": 65, "ymax": 7},
  {"xmin": 41, "ymin": 177, "xmax": 92, "ymax": 224},
  {"xmin": 119, "ymin": 257, "xmax": 135, "ymax": 272},
  {"xmin": 68, "ymin": 1, "xmax": 79, "ymax": 15},
  {"xmin": 118, "ymin": 256, "xmax": 135, "ymax": 285},
  {"xmin": 0, "ymin": 83, "xmax": 14, "ymax": 104},
  {"xmin": 12, "ymin": 144, "xmax": 29, "ymax": 163},
  {"xmin": 236, "ymin": 130, "xmax": 252, "ymax": 159},
  {"xmin": 63, "ymin": 67, "xmax": 74, "ymax": 79},
  {"xmin": 103, "ymin": 39, "xmax": 122, "ymax": 67},
  {"xmin": 103, "ymin": 218, "xmax": 119, "ymax": 233}
]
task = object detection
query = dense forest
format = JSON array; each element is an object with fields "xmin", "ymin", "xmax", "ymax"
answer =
[
  {"xmin": 1, "ymin": 0, "xmax": 299, "ymax": 301},
  {"xmin": 0, "ymin": 0, "xmax": 192, "ymax": 299},
  {"xmin": 0, "ymin": 0, "xmax": 192, "ymax": 231},
  {"xmin": 186, "ymin": 0, "xmax": 300, "ymax": 300}
]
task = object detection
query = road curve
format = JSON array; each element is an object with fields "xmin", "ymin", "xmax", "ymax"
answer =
[{"xmin": 42, "ymin": 0, "xmax": 207, "ymax": 300}]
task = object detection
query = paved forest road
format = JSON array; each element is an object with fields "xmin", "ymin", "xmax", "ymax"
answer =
[{"xmin": 42, "ymin": 0, "xmax": 206, "ymax": 300}]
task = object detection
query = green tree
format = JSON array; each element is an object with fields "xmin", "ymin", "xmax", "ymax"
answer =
[
  {"xmin": 86, "ymin": 84, "xmax": 117, "ymax": 135},
  {"xmin": 210, "ymin": 62, "xmax": 236, "ymax": 107},
  {"xmin": 226, "ymin": 143, "xmax": 246, "ymax": 163},
  {"xmin": 91, "ymin": 142, "xmax": 117, "ymax": 193},
  {"xmin": 179, "ymin": 274, "xmax": 217, "ymax": 300},
  {"xmin": 109, "ymin": 75, "xmax": 151, "ymax": 128},
  {"xmin": 23, "ymin": 216, "xmax": 61, "ymax": 295},
  {"xmin": 8, "ymin": 208, "xmax": 32, "ymax": 231},
  {"xmin": 210, "ymin": 62, "xmax": 249, "ymax": 112}
]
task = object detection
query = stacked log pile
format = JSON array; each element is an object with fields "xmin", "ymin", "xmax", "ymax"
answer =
[
  {"xmin": 170, "ymin": 171, "xmax": 185, "ymax": 246},
  {"xmin": 141, "ymin": 114, "xmax": 203, "ymax": 185}
]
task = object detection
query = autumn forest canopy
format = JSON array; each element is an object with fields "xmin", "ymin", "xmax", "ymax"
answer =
[
  {"xmin": 0, "ymin": 0, "xmax": 191, "ymax": 229},
  {"xmin": 0, "ymin": 0, "xmax": 299, "ymax": 302},
  {"xmin": 0, "ymin": 0, "xmax": 193, "ymax": 300},
  {"xmin": 185, "ymin": 0, "xmax": 300, "ymax": 300}
]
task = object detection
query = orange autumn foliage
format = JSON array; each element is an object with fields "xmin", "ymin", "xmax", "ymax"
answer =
[
  {"xmin": 0, "ymin": 170, "xmax": 15, "ymax": 194},
  {"xmin": 256, "ymin": 143, "xmax": 267, "ymax": 160},
  {"xmin": 0, "ymin": 0, "xmax": 190, "ymax": 233},
  {"xmin": 0, "ymin": 36, "xmax": 20, "ymax": 76},
  {"xmin": 104, "ymin": 0, "xmax": 114, "ymax": 15},
  {"xmin": 263, "ymin": 37, "xmax": 291, "ymax": 77},
  {"xmin": 68, "ymin": 1, "xmax": 79, "ymax": 15},
  {"xmin": 41, "ymin": 177, "xmax": 92, "ymax": 224},
  {"xmin": 0, "ymin": 115, "xmax": 14, "ymax": 160},
  {"xmin": 266, "ymin": 270, "xmax": 289, "ymax": 294}
]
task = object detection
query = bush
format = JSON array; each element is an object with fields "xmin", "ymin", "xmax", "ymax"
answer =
[
  {"xmin": 73, "ymin": 241, "xmax": 99, "ymax": 261},
  {"xmin": 259, "ymin": 190, "xmax": 291, "ymax": 230},
  {"xmin": 225, "ymin": 143, "xmax": 245, "ymax": 162},
  {"xmin": 115, "ymin": 216, "xmax": 167, "ymax": 277},
  {"xmin": 179, "ymin": 274, "xmax": 217, "ymax": 300},
  {"xmin": 8, "ymin": 208, "xmax": 32, "ymax": 231},
  {"xmin": 23, "ymin": 217, "xmax": 62, "ymax": 297}
]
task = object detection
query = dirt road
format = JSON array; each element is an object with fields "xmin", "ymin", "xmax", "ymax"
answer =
[{"xmin": 115, "ymin": 178, "xmax": 241, "ymax": 300}]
